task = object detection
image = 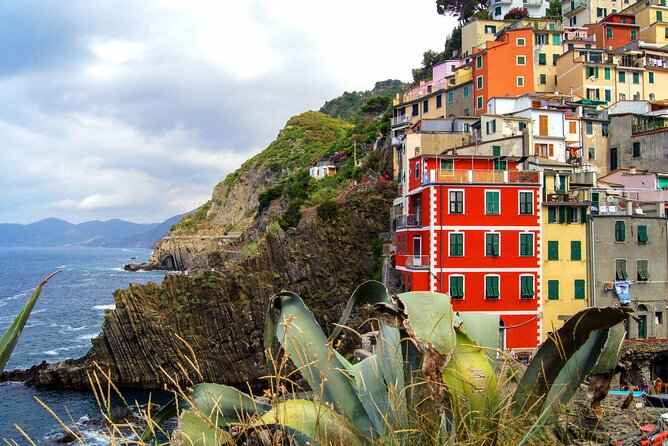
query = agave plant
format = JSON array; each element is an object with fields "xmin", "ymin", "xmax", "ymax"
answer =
[
  {"xmin": 0, "ymin": 271, "xmax": 61, "ymax": 372},
  {"xmin": 145, "ymin": 280, "xmax": 631, "ymax": 445}
]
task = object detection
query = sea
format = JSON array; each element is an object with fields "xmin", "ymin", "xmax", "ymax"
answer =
[{"xmin": 0, "ymin": 247, "xmax": 172, "ymax": 445}]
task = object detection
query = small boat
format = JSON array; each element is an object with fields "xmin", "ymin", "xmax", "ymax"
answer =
[
  {"xmin": 611, "ymin": 413, "xmax": 668, "ymax": 445},
  {"xmin": 645, "ymin": 394, "xmax": 668, "ymax": 408},
  {"xmin": 609, "ymin": 390, "xmax": 645, "ymax": 397}
]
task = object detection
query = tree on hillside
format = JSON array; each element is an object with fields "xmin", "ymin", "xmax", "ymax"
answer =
[
  {"xmin": 436, "ymin": 0, "xmax": 488, "ymax": 25},
  {"xmin": 412, "ymin": 49, "xmax": 448, "ymax": 83},
  {"xmin": 443, "ymin": 26, "xmax": 462, "ymax": 58},
  {"xmin": 504, "ymin": 7, "xmax": 529, "ymax": 19},
  {"xmin": 545, "ymin": 0, "xmax": 562, "ymax": 18}
]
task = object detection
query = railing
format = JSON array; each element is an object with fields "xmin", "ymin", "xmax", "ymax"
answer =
[
  {"xmin": 393, "ymin": 214, "xmax": 421, "ymax": 229},
  {"xmin": 424, "ymin": 169, "xmax": 541, "ymax": 185},
  {"xmin": 405, "ymin": 255, "xmax": 430, "ymax": 269},
  {"xmin": 391, "ymin": 115, "xmax": 411, "ymax": 127},
  {"xmin": 562, "ymin": 0, "xmax": 586, "ymax": 15},
  {"xmin": 524, "ymin": 0, "xmax": 547, "ymax": 6},
  {"xmin": 400, "ymin": 78, "xmax": 451, "ymax": 103}
]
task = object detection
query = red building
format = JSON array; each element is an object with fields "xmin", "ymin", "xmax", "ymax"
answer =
[
  {"xmin": 585, "ymin": 14, "xmax": 640, "ymax": 50},
  {"xmin": 394, "ymin": 154, "xmax": 544, "ymax": 351}
]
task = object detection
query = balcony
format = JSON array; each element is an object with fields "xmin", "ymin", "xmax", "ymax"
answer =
[
  {"xmin": 543, "ymin": 190, "xmax": 589, "ymax": 204},
  {"xmin": 562, "ymin": 0, "xmax": 586, "ymax": 16},
  {"xmin": 423, "ymin": 169, "xmax": 541, "ymax": 185},
  {"xmin": 391, "ymin": 115, "xmax": 411, "ymax": 127},
  {"xmin": 393, "ymin": 214, "xmax": 421, "ymax": 229},
  {"xmin": 405, "ymin": 255, "xmax": 430, "ymax": 270}
]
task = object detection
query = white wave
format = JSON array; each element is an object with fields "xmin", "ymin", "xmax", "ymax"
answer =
[
  {"xmin": 60, "ymin": 325, "xmax": 89, "ymax": 332},
  {"xmin": 76, "ymin": 333, "xmax": 98, "ymax": 341},
  {"xmin": 93, "ymin": 304, "xmax": 115, "ymax": 311}
]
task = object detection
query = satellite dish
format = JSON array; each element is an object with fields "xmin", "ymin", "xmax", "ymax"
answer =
[{"xmin": 606, "ymin": 195, "xmax": 616, "ymax": 203}]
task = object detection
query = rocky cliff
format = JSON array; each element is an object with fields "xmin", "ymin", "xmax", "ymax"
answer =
[{"xmin": 2, "ymin": 182, "xmax": 395, "ymax": 390}]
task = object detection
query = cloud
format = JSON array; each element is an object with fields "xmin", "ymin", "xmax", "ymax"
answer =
[{"xmin": 0, "ymin": 0, "xmax": 457, "ymax": 224}]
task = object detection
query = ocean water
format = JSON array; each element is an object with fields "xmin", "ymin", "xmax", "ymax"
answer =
[{"xmin": 0, "ymin": 247, "xmax": 170, "ymax": 444}]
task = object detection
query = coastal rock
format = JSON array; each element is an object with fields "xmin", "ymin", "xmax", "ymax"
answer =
[{"xmin": 1, "ymin": 182, "xmax": 394, "ymax": 390}]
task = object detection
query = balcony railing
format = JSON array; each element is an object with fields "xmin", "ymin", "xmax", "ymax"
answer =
[
  {"xmin": 393, "ymin": 214, "xmax": 421, "ymax": 229},
  {"xmin": 423, "ymin": 169, "xmax": 541, "ymax": 185},
  {"xmin": 562, "ymin": 0, "xmax": 586, "ymax": 15},
  {"xmin": 405, "ymin": 255, "xmax": 430, "ymax": 270},
  {"xmin": 391, "ymin": 115, "xmax": 411, "ymax": 127}
]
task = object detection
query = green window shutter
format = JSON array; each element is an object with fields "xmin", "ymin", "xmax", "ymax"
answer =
[
  {"xmin": 558, "ymin": 207, "xmax": 567, "ymax": 223},
  {"xmin": 638, "ymin": 225, "xmax": 648, "ymax": 243},
  {"xmin": 548, "ymin": 207, "xmax": 557, "ymax": 223},
  {"xmin": 581, "ymin": 207, "xmax": 588, "ymax": 223},
  {"xmin": 574, "ymin": 279, "xmax": 586, "ymax": 299},
  {"xmin": 637, "ymin": 260, "xmax": 649, "ymax": 281},
  {"xmin": 486, "ymin": 276, "xmax": 499, "ymax": 298},
  {"xmin": 615, "ymin": 221, "xmax": 626, "ymax": 241},
  {"xmin": 553, "ymin": 34, "xmax": 561, "ymax": 45},
  {"xmin": 548, "ymin": 241, "xmax": 559, "ymax": 260},
  {"xmin": 604, "ymin": 67, "xmax": 611, "ymax": 80},
  {"xmin": 553, "ymin": 54, "xmax": 559, "ymax": 65},
  {"xmin": 616, "ymin": 259, "xmax": 628, "ymax": 280},
  {"xmin": 633, "ymin": 141, "xmax": 641, "ymax": 157},
  {"xmin": 548, "ymin": 280, "xmax": 559, "ymax": 300},
  {"xmin": 649, "ymin": 72, "xmax": 655, "ymax": 83},
  {"xmin": 450, "ymin": 233, "xmax": 463, "ymax": 256},
  {"xmin": 486, "ymin": 233, "xmax": 500, "ymax": 256},
  {"xmin": 450, "ymin": 276, "xmax": 464, "ymax": 298},
  {"xmin": 521, "ymin": 276, "xmax": 534, "ymax": 298},
  {"xmin": 520, "ymin": 233, "xmax": 533, "ymax": 256},
  {"xmin": 520, "ymin": 192, "xmax": 532, "ymax": 214},
  {"xmin": 539, "ymin": 53, "xmax": 547, "ymax": 64},
  {"xmin": 571, "ymin": 241, "xmax": 582, "ymax": 260},
  {"xmin": 486, "ymin": 191, "xmax": 500, "ymax": 214}
]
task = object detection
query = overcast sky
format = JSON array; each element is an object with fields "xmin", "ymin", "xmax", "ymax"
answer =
[{"xmin": 0, "ymin": 1, "xmax": 456, "ymax": 224}]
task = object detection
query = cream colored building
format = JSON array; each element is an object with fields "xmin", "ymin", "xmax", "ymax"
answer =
[
  {"xmin": 461, "ymin": 19, "xmax": 511, "ymax": 57},
  {"xmin": 621, "ymin": 0, "xmax": 668, "ymax": 45},
  {"xmin": 560, "ymin": 0, "xmax": 624, "ymax": 27}
]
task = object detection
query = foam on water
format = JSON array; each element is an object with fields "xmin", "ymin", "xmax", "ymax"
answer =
[{"xmin": 93, "ymin": 304, "xmax": 115, "ymax": 311}]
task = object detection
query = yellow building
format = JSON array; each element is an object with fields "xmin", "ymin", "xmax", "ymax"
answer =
[
  {"xmin": 560, "ymin": 0, "xmax": 622, "ymax": 27},
  {"xmin": 461, "ymin": 19, "xmax": 511, "ymax": 57},
  {"xmin": 621, "ymin": 0, "xmax": 668, "ymax": 44},
  {"xmin": 540, "ymin": 167, "xmax": 590, "ymax": 339}
]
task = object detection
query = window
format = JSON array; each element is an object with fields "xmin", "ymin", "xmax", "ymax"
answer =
[
  {"xmin": 495, "ymin": 6, "xmax": 502, "ymax": 16},
  {"xmin": 449, "ymin": 190, "xmax": 463, "ymax": 214},
  {"xmin": 517, "ymin": 37, "xmax": 526, "ymax": 46},
  {"xmin": 633, "ymin": 141, "xmax": 641, "ymax": 157},
  {"xmin": 574, "ymin": 280, "xmax": 586, "ymax": 299},
  {"xmin": 547, "ymin": 241, "xmax": 559, "ymax": 260},
  {"xmin": 447, "ymin": 92, "xmax": 454, "ymax": 104},
  {"xmin": 517, "ymin": 76, "xmax": 524, "ymax": 87},
  {"xmin": 477, "ymin": 96, "xmax": 483, "ymax": 110},
  {"xmin": 450, "ymin": 275, "xmax": 464, "ymax": 299},
  {"xmin": 658, "ymin": 10, "xmax": 663, "ymax": 21},
  {"xmin": 464, "ymin": 108, "xmax": 470, "ymax": 116},
  {"xmin": 604, "ymin": 67, "xmax": 611, "ymax": 80},
  {"xmin": 632, "ymin": 72, "xmax": 640, "ymax": 84},
  {"xmin": 606, "ymin": 28, "xmax": 613, "ymax": 39},
  {"xmin": 493, "ymin": 146, "xmax": 506, "ymax": 171},
  {"xmin": 539, "ymin": 115, "xmax": 548, "ymax": 136},
  {"xmin": 553, "ymin": 54, "xmax": 559, "ymax": 65},
  {"xmin": 477, "ymin": 76, "xmax": 483, "ymax": 89},
  {"xmin": 631, "ymin": 29, "xmax": 637, "ymax": 40},
  {"xmin": 665, "ymin": 27, "xmax": 668, "ymax": 38},
  {"xmin": 485, "ymin": 275, "xmax": 500, "ymax": 299},
  {"xmin": 519, "ymin": 192, "xmax": 533, "ymax": 215},
  {"xmin": 436, "ymin": 95, "xmax": 443, "ymax": 108},
  {"xmin": 569, "ymin": 121, "xmax": 577, "ymax": 133},
  {"xmin": 637, "ymin": 259, "xmax": 649, "ymax": 281},
  {"xmin": 520, "ymin": 276, "xmax": 535, "ymax": 298},
  {"xmin": 588, "ymin": 147, "xmax": 596, "ymax": 159},
  {"xmin": 485, "ymin": 233, "xmax": 500, "ymax": 256},
  {"xmin": 615, "ymin": 258, "xmax": 628, "ymax": 280},
  {"xmin": 486, "ymin": 120, "xmax": 497, "ymax": 134},
  {"xmin": 517, "ymin": 55, "xmax": 526, "ymax": 66},
  {"xmin": 449, "ymin": 233, "xmax": 464, "ymax": 256},
  {"xmin": 536, "ymin": 34, "xmax": 547, "ymax": 45},
  {"xmin": 520, "ymin": 233, "xmax": 534, "ymax": 256},
  {"xmin": 476, "ymin": 56, "xmax": 483, "ymax": 69},
  {"xmin": 485, "ymin": 25, "xmax": 497, "ymax": 34},
  {"xmin": 539, "ymin": 74, "xmax": 547, "ymax": 84},
  {"xmin": 548, "ymin": 280, "xmax": 559, "ymax": 300},
  {"xmin": 615, "ymin": 220, "xmax": 625, "ymax": 241},
  {"xmin": 605, "ymin": 89, "xmax": 612, "ymax": 103},
  {"xmin": 412, "ymin": 104, "xmax": 419, "ymax": 116},
  {"xmin": 560, "ymin": 239, "xmax": 578, "ymax": 262},
  {"xmin": 637, "ymin": 225, "xmax": 648, "ymax": 243},
  {"xmin": 585, "ymin": 121, "xmax": 593, "ymax": 135},
  {"xmin": 548, "ymin": 207, "xmax": 557, "ymax": 223},
  {"xmin": 597, "ymin": 7, "xmax": 607, "ymax": 17},
  {"xmin": 415, "ymin": 161, "xmax": 421, "ymax": 180},
  {"xmin": 423, "ymin": 99, "xmax": 429, "ymax": 113},
  {"xmin": 539, "ymin": 53, "xmax": 547, "ymax": 65},
  {"xmin": 440, "ymin": 158, "xmax": 454, "ymax": 173},
  {"xmin": 463, "ymin": 85, "xmax": 469, "ymax": 97},
  {"xmin": 553, "ymin": 34, "xmax": 561, "ymax": 45},
  {"xmin": 619, "ymin": 71, "xmax": 626, "ymax": 83},
  {"xmin": 649, "ymin": 72, "xmax": 655, "ymax": 84},
  {"xmin": 519, "ymin": 122, "xmax": 527, "ymax": 131},
  {"xmin": 485, "ymin": 191, "xmax": 500, "ymax": 214}
]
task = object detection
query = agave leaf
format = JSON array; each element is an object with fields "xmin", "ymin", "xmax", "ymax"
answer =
[
  {"xmin": 329, "ymin": 280, "xmax": 391, "ymax": 343},
  {"xmin": 512, "ymin": 306, "xmax": 632, "ymax": 418},
  {"xmin": 252, "ymin": 399, "xmax": 366, "ymax": 446},
  {"xmin": 350, "ymin": 355, "xmax": 390, "ymax": 436},
  {"xmin": 442, "ymin": 327, "xmax": 499, "ymax": 439},
  {"xmin": 590, "ymin": 323, "xmax": 626, "ymax": 375},
  {"xmin": 172, "ymin": 410, "xmax": 232, "ymax": 446},
  {"xmin": 455, "ymin": 313, "xmax": 500, "ymax": 351},
  {"xmin": 141, "ymin": 397, "xmax": 179, "ymax": 441},
  {"xmin": 0, "ymin": 270, "xmax": 61, "ymax": 372},
  {"xmin": 397, "ymin": 291, "xmax": 456, "ymax": 357},
  {"xmin": 189, "ymin": 383, "xmax": 272, "ymax": 427},
  {"xmin": 268, "ymin": 292, "xmax": 372, "ymax": 436}
]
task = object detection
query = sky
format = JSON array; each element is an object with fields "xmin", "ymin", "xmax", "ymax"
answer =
[{"xmin": 0, "ymin": 1, "xmax": 457, "ymax": 224}]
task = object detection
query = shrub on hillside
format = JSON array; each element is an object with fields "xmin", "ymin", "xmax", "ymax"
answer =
[{"xmin": 316, "ymin": 200, "xmax": 339, "ymax": 221}]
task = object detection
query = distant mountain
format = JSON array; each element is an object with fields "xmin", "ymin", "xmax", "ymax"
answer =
[{"xmin": 0, "ymin": 214, "xmax": 185, "ymax": 248}]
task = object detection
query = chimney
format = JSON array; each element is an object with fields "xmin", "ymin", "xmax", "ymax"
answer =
[
  {"xmin": 629, "ymin": 165, "xmax": 637, "ymax": 174},
  {"xmin": 626, "ymin": 199, "xmax": 633, "ymax": 216}
]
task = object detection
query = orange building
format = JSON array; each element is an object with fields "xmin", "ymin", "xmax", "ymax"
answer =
[
  {"xmin": 585, "ymin": 14, "xmax": 640, "ymax": 50},
  {"xmin": 472, "ymin": 29, "xmax": 536, "ymax": 115}
]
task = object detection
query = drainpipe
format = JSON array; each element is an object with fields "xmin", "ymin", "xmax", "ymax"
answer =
[{"xmin": 588, "ymin": 192, "xmax": 597, "ymax": 308}]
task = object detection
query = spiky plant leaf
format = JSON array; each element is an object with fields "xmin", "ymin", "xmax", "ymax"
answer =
[
  {"xmin": 442, "ymin": 327, "xmax": 499, "ymax": 441},
  {"xmin": 350, "ymin": 355, "xmax": 390, "ymax": 436},
  {"xmin": 0, "ymin": 270, "xmax": 61, "ymax": 372},
  {"xmin": 189, "ymin": 383, "xmax": 272, "ymax": 426},
  {"xmin": 329, "ymin": 280, "xmax": 391, "ymax": 342},
  {"xmin": 397, "ymin": 291, "xmax": 456, "ymax": 357},
  {"xmin": 172, "ymin": 410, "xmax": 232, "ymax": 446},
  {"xmin": 455, "ymin": 313, "xmax": 500, "ymax": 351},
  {"xmin": 590, "ymin": 323, "xmax": 626, "ymax": 375},
  {"xmin": 266, "ymin": 291, "xmax": 372, "ymax": 436},
  {"xmin": 512, "ymin": 306, "xmax": 632, "ymax": 418},
  {"xmin": 252, "ymin": 399, "xmax": 366, "ymax": 446}
]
